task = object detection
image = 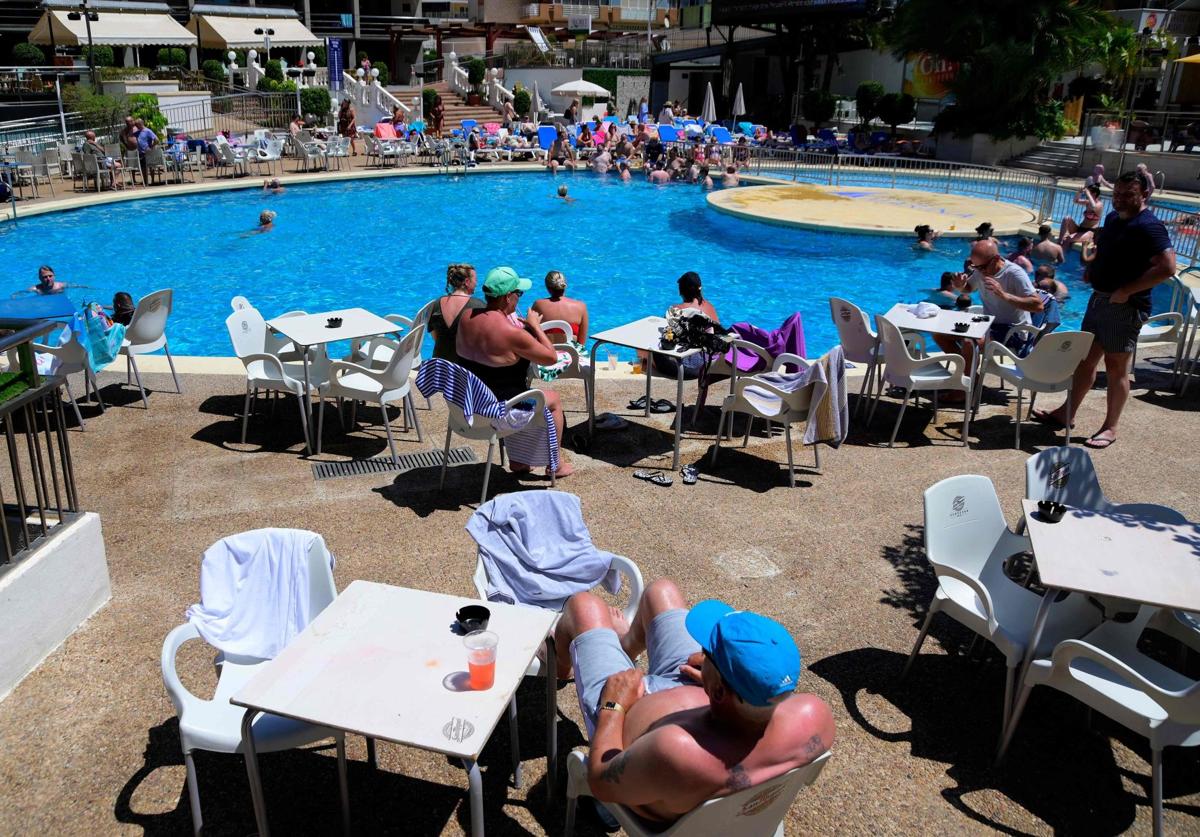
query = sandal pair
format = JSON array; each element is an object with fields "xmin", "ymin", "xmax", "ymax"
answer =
[
  {"xmin": 628, "ymin": 396, "xmax": 676, "ymax": 413},
  {"xmin": 633, "ymin": 469, "xmax": 672, "ymax": 487}
]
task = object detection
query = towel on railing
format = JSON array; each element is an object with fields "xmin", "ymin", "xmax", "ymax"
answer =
[
  {"xmin": 466, "ymin": 492, "xmax": 620, "ymax": 611},
  {"xmin": 415, "ymin": 357, "xmax": 558, "ymax": 472},
  {"xmin": 185, "ymin": 528, "xmax": 334, "ymax": 660}
]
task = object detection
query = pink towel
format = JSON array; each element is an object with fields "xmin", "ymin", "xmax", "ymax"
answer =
[{"xmin": 726, "ymin": 313, "xmax": 807, "ymax": 373}]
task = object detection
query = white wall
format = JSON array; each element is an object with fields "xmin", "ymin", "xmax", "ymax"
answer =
[
  {"xmin": 0, "ymin": 513, "xmax": 110, "ymax": 702},
  {"xmin": 667, "ymin": 69, "xmax": 689, "ymax": 105},
  {"xmin": 829, "ymin": 49, "xmax": 906, "ymax": 99}
]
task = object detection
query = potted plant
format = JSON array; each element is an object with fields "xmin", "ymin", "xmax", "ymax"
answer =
[{"xmin": 466, "ymin": 57, "xmax": 486, "ymax": 105}]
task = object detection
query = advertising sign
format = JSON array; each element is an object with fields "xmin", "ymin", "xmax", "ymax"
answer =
[
  {"xmin": 712, "ymin": 0, "xmax": 866, "ymax": 25},
  {"xmin": 902, "ymin": 52, "xmax": 959, "ymax": 100},
  {"xmin": 328, "ymin": 38, "xmax": 343, "ymax": 92}
]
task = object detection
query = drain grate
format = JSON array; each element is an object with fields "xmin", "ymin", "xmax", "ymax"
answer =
[{"xmin": 312, "ymin": 447, "xmax": 478, "ymax": 481}]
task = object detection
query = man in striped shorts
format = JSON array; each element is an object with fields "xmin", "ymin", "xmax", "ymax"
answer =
[{"xmin": 1034, "ymin": 170, "xmax": 1175, "ymax": 449}]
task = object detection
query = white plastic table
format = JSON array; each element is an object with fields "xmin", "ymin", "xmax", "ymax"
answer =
[
  {"xmin": 266, "ymin": 308, "xmax": 400, "ymax": 453},
  {"xmin": 881, "ymin": 303, "xmax": 993, "ymax": 342},
  {"xmin": 1013, "ymin": 500, "xmax": 1200, "ymax": 717},
  {"xmin": 587, "ymin": 315, "xmax": 699, "ymax": 470},
  {"xmin": 232, "ymin": 580, "xmax": 558, "ymax": 836}
]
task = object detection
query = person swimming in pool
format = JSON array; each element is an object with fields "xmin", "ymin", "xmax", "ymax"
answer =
[
  {"xmin": 250, "ymin": 210, "xmax": 276, "ymax": 234},
  {"xmin": 556, "ymin": 184, "xmax": 576, "ymax": 204},
  {"xmin": 262, "ymin": 178, "xmax": 285, "ymax": 194},
  {"xmin": 12, "ymin": 265, "xmax": 90, "ymax": 297},
  {"xmin": 913, "ymin": 224, "xmax": 940, "ymax": 252}
]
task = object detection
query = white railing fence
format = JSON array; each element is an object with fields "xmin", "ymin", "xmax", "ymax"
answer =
[{"xmin": 341, "ymin": 71, "xmax": 410, "ymax": 125}]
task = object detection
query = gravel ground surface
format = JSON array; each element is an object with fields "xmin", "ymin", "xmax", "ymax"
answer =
[{"xmin": 0, "ymin": 361, "xmax": 1197, "ymax": 836}]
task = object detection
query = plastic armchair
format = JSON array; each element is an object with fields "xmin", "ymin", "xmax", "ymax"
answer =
[
  {"xmin": 829, "ymin": 297, "xmax": 925, "ymax": 420},
  {"xmin": 696, "ymin": 337, "xmax": 774, "ymax": 430},
  {"xmin": 997, "ymin": 606, "xmax": 1200, "ymax": 836},
  {"xmin": 471, "ymin": 545, "xmax": 644, "ymax": 790},
  {"xmin": 869, "ymin": 315, "xmax": 972, "ymax": 447},
  {"xmin": 533, "ymin": 318, "xmax": 592, "ymax": 408},
  {"xmin": 320, "ymin": 326, "xmax": 425, "ymax": 460},
  {"xmin": 564, "ymin": 748, "xmax": 831, "ymax": 837},
  {"xmin": 33, "ymin": 328, "xmax": 104, "ymax": 428},
  {"xmin": 973, "ymin": 331, "xmax": 1094, "ymax": 449},
  {"xmin": 903, "ymin": 475, "xmax": 1102, "ymax": 736},
  {"xmin": 119, "ymin": 289, "xmax": 181, "ymax": 409},
  {"xmin": 160, "ymin": 534, "xmax": 342, "ymax": 835},
  {"xmin": 1024, "ymin": 447, "xmax": 1186, "ymax": 523},
  {"xmin": 440, "ymin": 388, "xmax": 551, "ymax": 504},
  {"xmin": 710, "ymin": 365, "xmax": 822, "ymax": 487},
  {"xmin": 226, "ymin": 308, "xmax": 329, "ymax": 452},
  {"xmin": 1134, "ymin": 309, "xmax": 1187, "ymax": 379}
]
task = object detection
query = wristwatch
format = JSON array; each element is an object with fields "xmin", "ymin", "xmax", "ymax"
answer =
[{"xmin": 600, "ymin": 700, "xmax": 625, "ymax": 715}]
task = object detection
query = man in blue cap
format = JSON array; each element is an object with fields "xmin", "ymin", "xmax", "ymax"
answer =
[{"xmin": 553, "ymin": 578, "xmax": 834, "ymax": 824}]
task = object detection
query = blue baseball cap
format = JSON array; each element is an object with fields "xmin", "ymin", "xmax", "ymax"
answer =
[{"xmin": 685, "ymin": 600, "xmax": 801, "ymax": 707}]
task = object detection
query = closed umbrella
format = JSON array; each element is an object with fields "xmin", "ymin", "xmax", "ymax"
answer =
[
  {"xmin": 700, "ymin": 81, "xmax": 717, "ymax": 124},
  {"xmin": 531, "ymin": 80, "xmax": 541, "ymax": 123},
  {"xmin": 731, "ymin": 83, "xmax": 746, "ymax": 129}
]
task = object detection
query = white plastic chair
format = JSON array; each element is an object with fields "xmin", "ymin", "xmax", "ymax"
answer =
[
  {"xmin": 534, "ymin": 318, "xmax": 593, "ymax": 409},
  {"xmin": 119, "ymin": 289, "xmax": 181, "ymax": 409},
  {"xmin": 160, "ymin": 533, "xmax": 344, "ymax": 836},
  {"xmin": 471, "ymin": 529, "xmax": 645, "ymax": 791},
  {"xmin": 1133, "ymin": 306, "xmax": 1188, "ymax": 385},
  {"xmin": 974, "ymin": 331, "xmax": 1093, "ymax": 448},
  {"xmin": 869, "ymin": 315, "xmax": 972, "ymax": 447},
  {"xmin": 1024, "ymin": 447, "xmax": 1187, "ymax": 523},
  {"xmin": 830, "ymin": 297, "xmax": 884, "ymax": 418},
  {"xmin": 693, "ymin": 337, "xmax": 774, "ymax": 432},
  {"xmin": 33, "ymin": 328, "xmax": 105, "ymax": 428},
  {"xmin": 710, "ymin": 354, "xmax": 822, "ymax": 487},
  {"xmin": 251, "ymin": 138, "xmax": 284, "ymax": 176},
  {"xmin": 996, "ymin": 606, "xmax": 1200, "ymax": 836},
  {"xmin": 226, "ymin": 307, "xmax": 329, "ymax": 453},
  {"xmin": 902, "ymin": 475, "xmax": 1102, "ymax": 734},
  {"xmin": 321, "ymin": 326, "xmax": 425, "ymax": 460},
  {"xmin": 440, "ymin": 387, "xmax": 553, "ymax": 505},
  {"xmin": 565, "ymin": 749, "xmax": 831, "ymax": 837}
]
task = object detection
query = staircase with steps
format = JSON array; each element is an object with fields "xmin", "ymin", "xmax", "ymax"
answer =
[
  {"xmin": 418, "ymin": 81, "xmax": 504, "ymax": 128},
  {"xmin": 1005, "ymin": 140, "xmax": 1083, "ymax": 177}
]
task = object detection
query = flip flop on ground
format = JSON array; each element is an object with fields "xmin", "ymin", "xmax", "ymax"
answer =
[
  {"xmin": 649, "ymin": 399, "xmax": 675, "ymax": 414},
  {"xmin": 632, "ymin": 469, "xmax": 672, "ymax": 486}
]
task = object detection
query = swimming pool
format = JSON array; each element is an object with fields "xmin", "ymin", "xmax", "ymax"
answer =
[{"xmin": 0, "ymin": 171, "xmax": 1171, "ymax": 357}]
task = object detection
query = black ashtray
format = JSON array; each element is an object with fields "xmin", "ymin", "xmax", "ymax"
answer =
[
  {"xmin": 1037, "ymin": 500, "xmax": 1067, "ymax": 523},
  {"xmin": 952, "ymin": 322, "xmax": 970, "ymax": 333},
  {"xmin": 456, "ymin": 605, "xmax": 490, "ymax": 633},
  {"xmin": 972, "ymin": 315, "xmax": 989, "ymax": 322},
  {"xmin": 325, "ymin": 316, "xmax": 343, "ymax": 328}
]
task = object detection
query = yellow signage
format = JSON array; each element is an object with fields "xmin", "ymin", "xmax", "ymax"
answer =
[{"xmin": 902, "ymin": 52, "xmax": 959, "ymax": 100}]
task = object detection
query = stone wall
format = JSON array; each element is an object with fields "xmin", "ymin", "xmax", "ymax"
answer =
[{"xmin": 616, "ymin": 74, "xmax": 649, "ymax": 117}]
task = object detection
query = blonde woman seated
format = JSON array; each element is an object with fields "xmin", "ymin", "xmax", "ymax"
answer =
[{"xmin": 530, "ymin": 270, "xmax": 589, "ymax": 382}]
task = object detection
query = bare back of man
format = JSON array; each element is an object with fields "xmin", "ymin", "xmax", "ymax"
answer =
[{"xmin": 556, "ymin": 579, "xmax": 834, "ymax": 823}]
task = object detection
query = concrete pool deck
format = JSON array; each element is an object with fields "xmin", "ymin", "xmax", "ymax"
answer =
[
  {"xmin": 707, "ymin": 183, "xmax": 1038, "ymax": 237},
  {"xmin": 0, "ymin": 360, "xmax": 1197, "ymax": 836}
]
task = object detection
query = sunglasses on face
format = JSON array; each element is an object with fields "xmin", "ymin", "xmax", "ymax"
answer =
[{"xmin": 967, "ymin": 258, "xmax": 993, "ymax": 270}]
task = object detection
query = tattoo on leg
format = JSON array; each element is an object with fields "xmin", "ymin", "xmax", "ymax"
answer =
[
  {"xmin": 802, "ymin": 734, "xmax": 823, "ymax": 757},
  {"xmin": 726, "ymin": 763, "xmax": 751, "ymax": 791},
  {"xmin": 601, "ymin": 752, "xmax": 628, "ymax": 784}
]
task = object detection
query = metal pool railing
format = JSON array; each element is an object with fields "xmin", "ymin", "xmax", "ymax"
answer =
[
  {"xmin": 0, "ymin": 319, "xmax": 80, "ymax": 574},
  {"xmin": 663, "ymin": 143, "xmax": 1060, "ymax": 224}
]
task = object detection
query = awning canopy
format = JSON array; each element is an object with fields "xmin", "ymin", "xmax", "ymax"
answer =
[
  {"xmin": 29, "ymin": 8, "xmax": 194, "ymax": 47},
  {"xmin": 187, "ymin": 13, "xmax": 322, "ymax": 50}
]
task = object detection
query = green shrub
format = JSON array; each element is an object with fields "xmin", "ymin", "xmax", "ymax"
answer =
[
  {"xmin": 157, "ymin": 47, "xmax": 186, "ymax": 67},
  {"xmin": 256, "ymin": 77, "xmax": 296, "ymax": 93},
  {"xmin": 513, "ymin": 87, "xmax": 531, "ymax": 117},
  {"xmin": 99, "ymin": 67, "xmax": 151, "ymax": 80},
  {"xmin": 309, "ymin": 45, "xmax": 326, "ymax": 67},
  {"xmin": 801, "ymin": 88, "xmax": 837, "ymax": 128},
  {"xmin": 82, "ymin": 44, "xmax": 115, "ymax": 67},
  {"xmin": 423, "ymin": 86, "xmax": 439, "ymax": 115},
  {"xmin": 62, "ymin": 84, "xmax": 126, "ymax": 136},
  {"xmin": 581, "ymin": 69, "xmax": 618, "ymax": 97},
  {"xmin": 300, "ymin": 86, "xmax": 331, "ymax": 119},
  {"xmin": 11, "ymin": 42, "xmax": 44, "ymax": 65},
  {"xmin": 373, "ymin": 61, "xmax": 388, "ymax": 85},
  {"xmin": 855, "ymin": 80, "xmax": 886, "ymax": 127},
  {"xmin": 201, "ymin": 59, "xmax": 226, "ymax": 82},
  {"xmin": 466, "ymin": 57, "xmax": 486, "ymax": 90},
  {"xmin": 129, "ymin": 92, "xmax": 167, "ymax": 138},
  {"xmin": 264, "ymin": 59, "xmax": 283, "ymax": 82},
  {"xmin": 877, "ymin": 92, "xmax": 916, "ymax": 135}
]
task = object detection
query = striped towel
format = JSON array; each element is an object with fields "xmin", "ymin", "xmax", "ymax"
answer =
[
  {"xmin": 415, "ymin": 358, "xmax": 558, "ymax": 472},
  {"xmin": 740, "ymin": 345, "xmax": 847, "ymax": 448}
]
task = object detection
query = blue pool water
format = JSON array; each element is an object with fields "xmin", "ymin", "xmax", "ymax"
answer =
[{"xmin": 0, "ymin": 172, "xmax": 1171, "ymax": 357}]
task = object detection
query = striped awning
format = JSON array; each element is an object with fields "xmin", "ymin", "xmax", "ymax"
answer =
[
  {"xmin": 187, "ymin": 13, "xmax": 322, "ymax": 49},
  {"xmin": 29, "ymin": 8, "xmax": 194, "ymax": 47}
]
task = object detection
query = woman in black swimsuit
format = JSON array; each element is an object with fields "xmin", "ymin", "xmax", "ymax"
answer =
[{"xmin": 426, "ymin": 263, "xmax": 484, "ymax": 363}]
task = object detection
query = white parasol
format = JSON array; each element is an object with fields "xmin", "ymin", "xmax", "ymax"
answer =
[
  {"xmin": 550, "ymin": 79, "xmax": 611, "ymax": 98},
  {"xmin": 731, "ymin": 82, "xmax": 746, "ymax": 127},
  {"xmin": 700, "ymin": 81, "xmax": 717, "ymax": 124},
  {"xmin": 531, "ymin": 80, "xmax": 541, "ymax": 122}
]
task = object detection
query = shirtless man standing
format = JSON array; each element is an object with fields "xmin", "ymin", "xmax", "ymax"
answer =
[
  {"xmin": 556, "ymin": 578, "xmax": 834, "ymax": 823},
  {"xmin": 1030, "ymin": 224, "xmax": 1064, "ymax": 264}
]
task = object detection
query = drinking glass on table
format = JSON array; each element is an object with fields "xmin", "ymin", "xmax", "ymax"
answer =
[{"xmin": 464, "ymin": 630, "xmax": 498, "ymax": 690}]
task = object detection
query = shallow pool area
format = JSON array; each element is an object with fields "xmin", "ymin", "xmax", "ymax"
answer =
[{"xmin": 0, "ymin": 171, "xmax": 1169, "ymax": 356}]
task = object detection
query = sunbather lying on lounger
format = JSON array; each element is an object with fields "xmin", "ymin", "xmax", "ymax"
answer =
[{"xmin": 555, "ymin": 577, "xmax": 834, "ymax": 825}]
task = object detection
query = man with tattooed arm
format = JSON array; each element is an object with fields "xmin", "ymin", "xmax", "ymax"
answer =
[{"xmin": 554, "ymin": 579, "xmax": 834, "ymax": 823}]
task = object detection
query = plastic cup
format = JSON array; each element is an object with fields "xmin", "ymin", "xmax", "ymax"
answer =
[
  {"xmin": 606, "ymin": 352, "xmax": 618, "ymax": 371},
  {"xmin": 465, "ymin": 630, "xmax": 498, "ymax": 690}
]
